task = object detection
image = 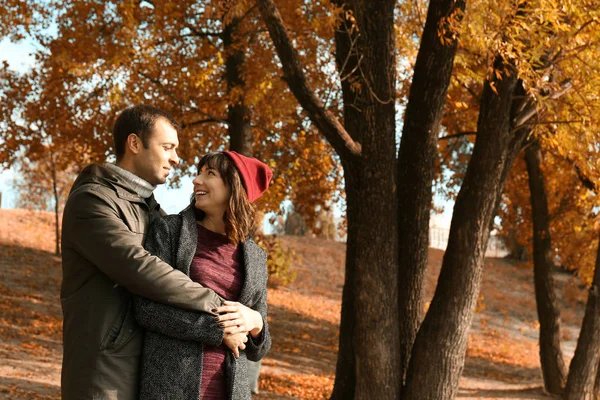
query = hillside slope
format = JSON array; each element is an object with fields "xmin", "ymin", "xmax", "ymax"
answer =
[
  {"xmin": 0, "ymin": 209, "xmax": 587, "ymax": 399},
  {"xmin": 0, "ymin": 209, "xmax": 62, "ymax": 399}
]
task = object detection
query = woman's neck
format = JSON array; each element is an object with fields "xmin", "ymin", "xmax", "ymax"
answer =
[{"xmin": 198, "ymin": 213, "xmax": 227, "ymax": 235}]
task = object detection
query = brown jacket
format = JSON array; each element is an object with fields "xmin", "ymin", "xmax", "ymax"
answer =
[{"xmin": 60, "ymin": 164, "xmax": 223, "ymax": 400}]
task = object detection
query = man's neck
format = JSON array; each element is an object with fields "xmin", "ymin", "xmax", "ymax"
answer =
[
  {"xmin": 106, "ymin": 163, "xmax": 156, "ymax": 199},
  {"xmin": 115, "ymin": 159, "xmax": 137, "ymax": 175}
]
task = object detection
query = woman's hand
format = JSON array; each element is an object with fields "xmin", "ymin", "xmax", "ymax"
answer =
[
  {"xmin": 222, "ymin": 332, "xmax": 247, "ymax": 358},
  {"xmin": 215, "ymin": 301, "xmax": 264, "ymax": 338}
]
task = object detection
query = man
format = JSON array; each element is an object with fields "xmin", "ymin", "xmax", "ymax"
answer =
[{"xmin": 60, "ymin": 105, "xmax": 223, "ymax": 399}]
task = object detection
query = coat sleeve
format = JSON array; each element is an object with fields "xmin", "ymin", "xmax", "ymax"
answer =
[
  {"xmin": 134, "ymin": 297, "xmax": 225, "ymax": 345},
  {"xmin": 245, "ymin": 249, "xmax": 272, "ymax": 362},
  {"xmin": 133, "ymin": 216, "xmax": 225, "ymax": 345},
  {"xmin": 63, "ymin": 188, "xmax": 223, "ymax": 313}
]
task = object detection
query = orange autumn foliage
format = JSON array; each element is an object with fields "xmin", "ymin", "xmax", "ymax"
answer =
[
  {"xmin": 0, "ymin": 0, "xmax": 346, "ymax": 229},
  {"xmin": 433, "ymin": 0, "xmax": 600, "ymax": 289}
]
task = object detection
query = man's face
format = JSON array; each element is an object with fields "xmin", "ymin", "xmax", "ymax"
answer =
[{"xmin": 135, "ymin": 118, "xmax": 179, "ymax": 186}]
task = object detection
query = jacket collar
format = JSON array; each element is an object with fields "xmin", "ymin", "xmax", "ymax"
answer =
[
  {"xmin": 73, "ymin": 163, "xmax": 151, "ymax": 205},
  {"xmin": 105, "ymin": 163, "xmax": 156, "ymax": 199}
]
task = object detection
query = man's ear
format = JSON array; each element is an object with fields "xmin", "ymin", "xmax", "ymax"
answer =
[{"xmin": 126, "ymin": 133, "xmax": 141, "ymax": 155}]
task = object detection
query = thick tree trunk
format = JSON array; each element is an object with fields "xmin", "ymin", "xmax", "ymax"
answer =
[
  {"xmin": 396, "ymin": 0, "xmax": 465, "ymax": 384},
  {"xmin": 223, "ymin": 16, "xmax": 253, "ymax": 156},
  {"xmin": 258, "ymin": 1, "xmax": 400, "ymax": 397},
  {"xmin": 524, "ymin": 142, "xmax": 567, "ymax": 394},
  {"xmin": 403, "ymin": 60, "xmax": 527, "ymax": 399},
  {"xmin": 346, "ymin": 2, "xmax": 400, "ymax": 398},
  {"xmin": 228, "ymin": 104, "xmax": 252, "ymax": 155},
  {"xmin": 564, "ymin": 231, "xmax": 600, "ymax": 399}
]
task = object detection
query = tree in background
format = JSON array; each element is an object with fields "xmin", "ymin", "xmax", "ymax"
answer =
[
  {"xmin": 0, "ymin": 0, "xmax": 344, "ymax": 227},
  {"xmin": 11, "ymin": 147, "xmax": 76, "ymax": 255},
  {"xmin": 432, "ymin": 0, "xmax": 600, "ymax": 393},
  {"xmin": 565, "ymin": 180, "xmax": 600, "ymax": 398}
]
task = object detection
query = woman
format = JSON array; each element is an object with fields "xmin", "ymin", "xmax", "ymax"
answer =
[{"xmin": 134, "ymin": 151, "xmax": 272, "ymax": 399}]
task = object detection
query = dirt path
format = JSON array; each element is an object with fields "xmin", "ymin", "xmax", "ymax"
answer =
[{"xmin": 0, "ymin": 209, "xmax": 586, "ymax": 399}]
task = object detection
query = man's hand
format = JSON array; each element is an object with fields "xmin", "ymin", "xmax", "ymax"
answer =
[
  {"xmin": 222, "ymin": 332, "xmax": 248, "ymax": 358},
  {"xmin": 215, "ymin": 300, "xmax": 264, "ymax": 338}
]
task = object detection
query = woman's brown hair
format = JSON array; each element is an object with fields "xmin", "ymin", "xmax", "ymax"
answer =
[{"xmin": 194, "ymin": 153, "xmax": 256, "ymax": 244}]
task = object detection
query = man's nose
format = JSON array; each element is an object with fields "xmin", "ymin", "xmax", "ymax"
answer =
[{"xmin": 170, "ymin": 150, "xmax": 179, "ymax": 166}]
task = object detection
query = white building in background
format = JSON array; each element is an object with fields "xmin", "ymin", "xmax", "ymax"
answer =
[
  {"xmin": 325, "ymin": 213, "xmax": 508, "ymax": 258},
  {"xmin": 429, "ymin": 222, "xmax": 509, "ymax": 258}
]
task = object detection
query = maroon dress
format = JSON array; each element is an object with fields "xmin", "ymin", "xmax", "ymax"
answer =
[{"xmin": 189, "ymin": 223, "xmax": 244, "ymax": 400}]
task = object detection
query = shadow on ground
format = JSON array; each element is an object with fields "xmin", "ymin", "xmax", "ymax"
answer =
[
  {"xmin": 265, "ymin": 301, "xmax": 338, "ymax": 376},
  {"xmin": 0, "ymin": 242, "xmax": 62, "ymax": 400},
  {"xmin": 458, "ymin": 385, "xmax": 553, "ymax": 399},
  {"xmin": 463, "ymin": 355, "xmax": 542, "ymax": 383}
]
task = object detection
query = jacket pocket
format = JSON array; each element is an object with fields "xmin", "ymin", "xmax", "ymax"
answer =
[{"xmin": 100, "ymin": 299, "xmax": 139, "ymax": 352}]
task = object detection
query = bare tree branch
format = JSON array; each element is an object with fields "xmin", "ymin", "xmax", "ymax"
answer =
[
  {"xmin": 184, "ymin": 24, "xmax": 222, "ymax": 39},
  {"xmin": 181, "ymin": 118, "xmax": 226, "ymax": 129},
  {"xmin": 512, "ymin": 79, "xmax": 573, "ymax": 129},
  {"xmin": 256, "ymin": 0, "xmax": 361, "ymax": 161},
  {"xmin": 439, "ymin": 131, "xmax": 477, "ymax": 141},
  {"xmin": 153, "ymin": 31, "xmax": 221, "ymax": 47},
  {"xmin": 575, "ymin": 164, "xmax": 598, "ymax": 193}
]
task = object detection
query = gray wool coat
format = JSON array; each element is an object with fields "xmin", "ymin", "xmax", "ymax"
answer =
[{"xmin": 134, "ymin": 205, "xmax": 271, "ymax": 400}]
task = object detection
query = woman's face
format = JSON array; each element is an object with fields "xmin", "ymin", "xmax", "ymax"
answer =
[{"xmin": 192, "ymin": 165, "xmax": 232, "ymax": 216}]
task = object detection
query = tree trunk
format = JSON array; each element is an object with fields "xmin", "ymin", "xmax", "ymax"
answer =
[
  {"xmin": 331, "ymin": 161, "xmax": 359, "ymax": 400},
  {"xmin": 329, "ymin": 4, "xmax": 361, "ymax": 397},
  {"xmin": 403, "ymin": 60, "xmax": 527, "ymax": 399},
  {"xmin": 486, "ymin": 76, "xmax": 529, "ymax": 233},
  {"xmin": 223, "ymin": 16, "xmax": 253, "ymax": 156},
  {"xmin": 258, "ymin": 1, "xmax": 400, "ymax": 397},
  {"xmin": 595, "ymin": 365, "xmax": 600, "ymax": 396},
  {"xmin": 524, "ymin": 142, "xmax": 567, "ymax": 394},
  {"xmin": 564, "ymin": 231, "xmax": 600, "ymax": 399},
  {"xmin": 344, "ymin": 2, "xmax": 400, "ymax": 397},
  {"xmin": 396, "ymin": 0, "xmax": 466, "ymax": 384},
  {"xmin": 50, "ymin": 152, "xmax": 61, "ymax": 256}
]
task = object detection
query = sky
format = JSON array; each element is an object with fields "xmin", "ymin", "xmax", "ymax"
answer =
[
  {"xmin": 0, "ymin": 38, "xmax": 35, "ymax": 209},
  {"xmin": 0, "ymin": 37, "xmax": 455, "ymax": 229}
]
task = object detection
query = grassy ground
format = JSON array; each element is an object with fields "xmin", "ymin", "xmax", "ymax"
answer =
[{"xmin": 0, "ymin": 209, "xmax": 587, "ymax": 399}]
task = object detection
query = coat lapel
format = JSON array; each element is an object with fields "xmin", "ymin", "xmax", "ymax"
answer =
[
  {"xmin": 177, "ymin": 206, "xmax": 198, "ymax": 276},
  {"xmin": 238, "ymin": 240, "xmax": 262, "ymax": 306},
  {"xmin": 177, "ymin": 205, "xmax": 264, "ymax": 305}
]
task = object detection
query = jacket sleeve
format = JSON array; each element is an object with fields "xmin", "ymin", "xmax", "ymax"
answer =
[
  {"xmin": 133, "ymin": 216, "xmax": 225, "ymax": 345},
  {"xmin": 62, "ymin": 188, "xmax": 223, "ymax": 313},
  {"xmin": 134, "ymin": 297, "xmax": 225, "ymax": 345},
  {"xmin": 245, "ymin": 249, "xmax": 271, "ymax": 362}
]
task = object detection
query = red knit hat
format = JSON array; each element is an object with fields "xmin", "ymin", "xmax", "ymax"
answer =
[{"xmin": 223, "ymin": 151, "xmax": 273, "ymax": 203}]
